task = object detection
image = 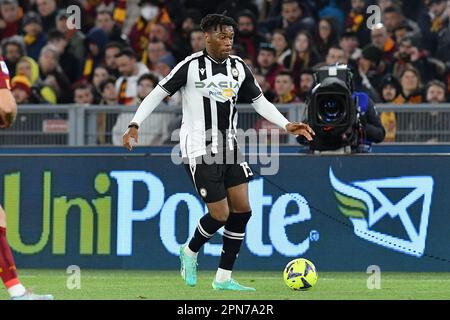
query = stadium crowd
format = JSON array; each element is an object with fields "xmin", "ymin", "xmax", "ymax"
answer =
[{"xmin": 0, "ymin": 0, "xmax": 449, "ymax": 144}]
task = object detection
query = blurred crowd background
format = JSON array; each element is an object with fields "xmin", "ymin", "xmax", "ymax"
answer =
[{"xmin": 0, "ymin": 0, "xmax": 449, "ymax": 144}]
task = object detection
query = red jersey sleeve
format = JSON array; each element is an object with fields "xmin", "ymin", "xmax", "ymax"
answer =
[{"xmin": 0, "ymin": 56, "xmax": 11, "ymax": 90}]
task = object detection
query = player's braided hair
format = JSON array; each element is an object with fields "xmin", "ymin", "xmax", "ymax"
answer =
[{"xmin": 200, "ymin": 13, "xmax": 238, "ymax": 32}]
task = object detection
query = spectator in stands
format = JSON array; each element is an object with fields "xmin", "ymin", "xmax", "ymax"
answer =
[
  {"xmin": 1, "ymin": 35, "xmax": 24, "ymax": 77},
  {"xmin": 325, "ymin": 46, "xmax": 347, "ymax": 65},
  {"xmin": 0, "ymin": 0, "xmax": 22, "ymax": 40},
  {"xmin": 115, "ymin": 47, "xmax": 150, "ymax": 106},
  {"xmin": 378, "ymin": 74, "xmax": 402, "ymax": 142},
  {"xmin": 22, "ymin": 11, "xmax": 47, "ymax": 61},
  {"xmin": 290, "ymin": 31, "xmax": 322, "ymax": 89},
  {"xmin": 316, "ymin": 16, "xmax": 339, "ymax": 58},
  {"xmin": 99, "ymin": 77, "xmax": 118, "ymax": 105},
  {"xmin": 391, "ymin": 21, "xmax": 413, "ymax": 47},
  {"xmin": 339, "ymin": 29, "xmax": 362, "ymax": 62},
  {"xmin": 271, "ymin": 29, "xmax": 291, "ymax": 69},
  {"xmin": 391, "ymin": 36, "xmax": 446, "ymax": 84},
  {"xmin": 345, "ymin": 0, "xmax": 371, "ymax": 47},
  {"xmin": 354, "ymin": 44, "xmax": 385, "ymax": 102},
  {"xmin": 436, "ymin": 1, "xmax": 450, "ymax": 73},
  {"xmin": 16, "ymin": 55, "xmax": 56, "ymax": 104},
  {"xmin": 47, "ymin": 29, "xmax": 80, "ymax": 83},
  {"xmin": 272, "ymin": 70, "xmax": 300, "ymax": 104},
  {"xmin": 73, "ymin": 83, "xmax": 94, "ymax": 105},
  {"xmin": 146, "ymin": 39, "xmax": 175, "ymax": 75},
  {"xmin": 413, "ymin": 80, "xmax": 449, "ymax": 142},
  {"xmin": 259, "ymin": 0, "xmax": 316, "ymax": 42},
  {"xmin": 418, "ymin": 0, "xmax": 447, "ymax": 56},
  {"xmin": 155, "ymin": 54, "xmax": 174, "ymax": 78},
  {"xmin": 82, "ymin": 27, "xmax": 108, "ymax": 81},
  {"xmin": 55, "ymin": 9, "xmax": 85, "ymax": 65},
  {"xmin": 255, "ymin": 42, "xmax": 284, "ymax": 91},
  {"xmin": 253, "ymin": 72, "xmax": 275, "ymax": 103},
  {"xmin": 234, "ymin": 9, "xmax": 266, "ymax": 64},
  {"xmin": 11, "ymin": 75, "xmax": 32, "ymax": 104},
  {"xmin": 189, "ymin": 28, "xmax": 205, "ymax": 53},
  {"xmin": 148, "ymin": 22, "xmax": 171, "ymax": 43},
  {"xmin": 172, "ymin": 8, "xmax": 201, "ymax": 60},
  {"xmin": 104, "ymin": 41, "xmax": 122, "ymax": 78},
  {"xmin": 134, "ymin": 73, "xmax": 159, "ymax": 105},
  {"xmin": 383, "ymin": 5, "xmax": 421, "ymax": 40},
  {"xmin": 38, "ymin": 44, "xmax": 71, "ymax": 103},
  {"xmin": 297, "ymin": 69, "xmax": 314, "ymax": 102},
  {"xmin": 396, "ymin": 65, "xmax": 423, "ymax": 104},
  {"xmin": 425, "ymin": 79, "xmax": 447, "ymax": 103},
  {"xmin": 98, "ymin": 76, "xmax": 119, "ymax": 144},
  {"xmin": 112, "ymin": 72, "xmax": 172, "ymax": 146},
  {"xmin": 392, "ymin": 20, "xmax": 414, "ymax": 44},
  {"xmin": 379, "ymin": 73, "xmax": 402, "ymax": 103},
  {"xmin": 92, "ymin": 65, "xmax": 110, "ymax": 104},
  {"xmin": 36, "ymin": 0, "xmax": 57, "ymax": 31},
  {"xmin": 15, "ymin": 56, "xmax": 38, "ymax": 85},
  {"xmin": 371, "ymin": 24, "xmax": 396, "ymax": 63},
  {"xmin": 128, "ymin": 0, "xmax": 174, "ymax": 62},
  {"xmin": 255, "ymin": 71, "xmax": 299, "ymax": 142},
  {"xmin": 95, "ymin": 10, "xmax": 127, "ymax": 45}
]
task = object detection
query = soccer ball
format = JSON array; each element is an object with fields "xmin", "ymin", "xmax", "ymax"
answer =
[{"xmin": 283, "ymin": 258, "xmax": 318, "ymax": 291}]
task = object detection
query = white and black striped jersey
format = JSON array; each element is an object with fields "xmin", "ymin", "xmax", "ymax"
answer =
[{"xmin": 158, "ymin": 49, "xmax": 263, "ymax": 159}]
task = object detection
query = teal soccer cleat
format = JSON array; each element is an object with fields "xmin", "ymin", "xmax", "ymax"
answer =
[
  {"xmin": 180, "ymin": 245, "xmax": 197, "ymax": 287},
  {"xmin": 212, "ymin": 279, "xmax": 256, "ymax": 291}
]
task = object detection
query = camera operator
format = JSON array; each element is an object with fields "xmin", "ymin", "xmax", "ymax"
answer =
[
  {"xmin": 297, "ymin": 64, "xmax": 385, "ymax": 153},
  {"xmin": 353, "ymin": 91, "xmax": 386, "ymax": 153}
]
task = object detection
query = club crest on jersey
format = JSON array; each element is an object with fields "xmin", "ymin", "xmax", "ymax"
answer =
[
  {"xmin": 231, "ymin": 67, "xmax": 239, "ymax": 78},
  {"xmin": 199, "ymin": 188, "xmax": 207, "ymax": 198}
]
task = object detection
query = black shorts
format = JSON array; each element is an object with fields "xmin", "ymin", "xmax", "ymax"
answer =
[{"xmin": 183, "ymin": 148, "xmax": 254, "ymax": 203}]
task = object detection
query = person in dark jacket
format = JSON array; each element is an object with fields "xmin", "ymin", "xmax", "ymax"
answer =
[
  {"xmin": 259, "ymin": 0, "xmax": 316, "ymax": 42},
  {"xmin": 81, "ymin": 27, "xmax": 108, "ymax": 81},
  {"xmin": 234, "ymin": 9, "xmax": 267, "ymax": 65},
  {"xmin": 353, "ymin": 91, "xmax": 386, "ymax": 153}
]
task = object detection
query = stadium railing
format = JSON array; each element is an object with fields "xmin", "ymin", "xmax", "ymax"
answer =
[{"xmin": 0, "ymin": 103, "xmax": 449, "ymax": 146}]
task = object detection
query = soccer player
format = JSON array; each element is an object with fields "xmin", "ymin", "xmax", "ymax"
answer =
[
  {"xmin": 0, "ymin": 56, "xmax": 53, "ymax": 300},
  {"xmin": 123, "ymin": 14, "xmax": 314, "ymax": 291}
]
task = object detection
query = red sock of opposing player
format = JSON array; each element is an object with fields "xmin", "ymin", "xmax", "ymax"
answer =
[{"xmin": 0, "ymin": 227, "xmax": 26, "ymax": 297}]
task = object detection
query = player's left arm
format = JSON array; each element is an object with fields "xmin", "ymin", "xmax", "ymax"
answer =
[
  {"xmin": 238, "ymin": 61, "xmax": 314, "ymax": 141},
  {"xmin": 252, "ymin": 95, "xmax": 314, "ymax": 140}
]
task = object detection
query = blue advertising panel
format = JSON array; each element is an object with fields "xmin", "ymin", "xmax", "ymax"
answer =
[{"xmin": 1, "ymin": 153, "xmax": 449, "ymax": 271}]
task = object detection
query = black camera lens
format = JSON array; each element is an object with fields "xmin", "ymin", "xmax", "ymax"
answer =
[{"xmin": 316, "ymin": 95, "xmax": 346, "ymax": 124}]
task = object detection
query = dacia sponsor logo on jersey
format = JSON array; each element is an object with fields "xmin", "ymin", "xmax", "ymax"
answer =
[
  {"xmin": 195, "ymin": 80, "xmax": 240, "ymax": 103},
  {"xmin": 329, "ymin": 167, "xmax": 434, "ymax": 257},
  {"xmin": 195, "ymin": 81, "xmax": 240, "ymax": 89}
]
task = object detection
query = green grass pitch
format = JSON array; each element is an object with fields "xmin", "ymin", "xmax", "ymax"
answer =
[{"xmin": 1, "ymin": 270, "xmax": 450, "ymax": 300}]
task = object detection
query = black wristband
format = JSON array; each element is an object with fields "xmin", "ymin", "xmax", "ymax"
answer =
[{"xmin": 128, "ymin": 123, "xmax": 139, "ymax": 129}]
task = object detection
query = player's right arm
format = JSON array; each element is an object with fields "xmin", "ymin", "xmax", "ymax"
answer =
[
  {"xmin": 0, "ymin": 58, "xmax": 17, "ymax": 129},
  {"xmin": 123, "ymin": 58, "xmax": 190, "ymax": 151},
  {"xmin": 0, "ymin": 89, "xmax": 17, "ymax": 129},
  {"xmin": 122, "ymin": 85, "xmax": 168, "ymax": 151}
]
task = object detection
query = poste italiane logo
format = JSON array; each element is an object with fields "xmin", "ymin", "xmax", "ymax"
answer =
[{"xmin": 329, "ymin": 167, "xmax": 434, "ymax": 257}]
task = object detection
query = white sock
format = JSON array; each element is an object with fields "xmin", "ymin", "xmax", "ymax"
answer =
[
  {"xmin": 184, "ymin": 245, "xmax": 198, "ymax": 258},
  {"xmin": 215, "ymin": 268, "xmax": 232, "ymax": 283},
  {"xmin": 8, "ymin": 283, "xmax": 26, "ymax": 298}
]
